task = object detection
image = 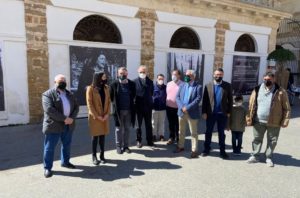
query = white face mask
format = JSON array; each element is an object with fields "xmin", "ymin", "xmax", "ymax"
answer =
[
  {"xmin": 139, "ymin": 73, "xmax": 146, "ymax": 79},
  {"xmin": 157, "ymin": 80, "xmax": 164, "ymax": 85},
  {"xmin": 172, "ymin": 75, "xmax": 177, "ymax": 82}
]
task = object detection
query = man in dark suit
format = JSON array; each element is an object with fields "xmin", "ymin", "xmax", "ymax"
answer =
[
  {"xmin": 202, "ymin": 68, "xmax": 233, "ymax": 159},
  {"xmin": 134, "ymin": 65, "xmax": 154, "ymax": 148},
  {"xmin": 110, "ymin": 67, "xmax": 136, "ymax": 154},
  {"xmin": 42, "ymin": 74, "xmax": 79, "ymax": 178}
]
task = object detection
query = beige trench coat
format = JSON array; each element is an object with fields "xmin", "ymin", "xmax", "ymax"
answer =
[{"xmin": 86, "ymin": 85, "xmax": 110, "ymax": 136}]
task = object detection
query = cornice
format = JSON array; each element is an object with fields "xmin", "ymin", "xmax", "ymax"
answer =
[{"xmin": 190, "ymin": 0, "xmax": 292, "ymax": 20}]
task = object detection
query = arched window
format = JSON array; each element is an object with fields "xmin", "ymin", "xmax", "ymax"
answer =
[
  {"xmin": 170, "ymin": 27, "xmax": 200, "ymax": 50},
  {"xmin": 73, "ymin": 15, "xmax": 122, "ymax": 43},
  {"xmin": 234, "ymin": 34, "xmax": 256, "ymax": 52}
]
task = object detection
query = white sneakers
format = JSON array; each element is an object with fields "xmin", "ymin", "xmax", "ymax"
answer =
[
  {"xmin": 247, "ymin": 156, "xmax": 258, "ymax": 163},
  {"xmin": 247, "ymin": 156, "xmax": 274, "ymax": 167},
  {"xmin": 266, "ymin": 158, "xmax": 274, "ymax": 167}
]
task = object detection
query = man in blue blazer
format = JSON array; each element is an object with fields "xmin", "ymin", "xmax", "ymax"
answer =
[{"xmin": 174, "ymin": 70, "xmax": 202, "ymax": 158}]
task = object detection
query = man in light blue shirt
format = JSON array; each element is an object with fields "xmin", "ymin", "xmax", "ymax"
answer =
[{"xmin": 175, "ymin": 70, "xmax": 202, "ymax": 158}]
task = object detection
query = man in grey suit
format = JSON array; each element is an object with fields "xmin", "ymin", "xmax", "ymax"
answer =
[{"xmin": 42, "ymin": 74, "xmax": 79, "ymax": 178}]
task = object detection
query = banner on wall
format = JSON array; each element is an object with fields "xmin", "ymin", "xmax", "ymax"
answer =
[
  {"xmin": 167, "ymin": 52, "xmax": 204, "ymax": 85},
  {"xmin": 0, "ymin": 41, "xmax": 4, "ymax": 111},
  {"xmin": 69, "ymin": 46, "xmax": 126, "ymax": 105},
  {"xmin": 231, "ymin": 55, "xmax": 260, "ymax": 95}
]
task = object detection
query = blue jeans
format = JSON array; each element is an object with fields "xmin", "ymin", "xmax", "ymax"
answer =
[
  {"xmin": 204, "ymin": 113, "xmax": 227, "ymax": 153},
  {"xmin": 231, "ymin": 131, "xmax": 243, "ymax": 153},
  {"xmin": 43, "ymin": 126, "xmax": 73, "ymax": 170}
]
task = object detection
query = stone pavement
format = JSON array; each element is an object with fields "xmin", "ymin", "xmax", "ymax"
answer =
[{"xmin": 1, "ymin": 99, "xmax": 300, "ymax": 198}]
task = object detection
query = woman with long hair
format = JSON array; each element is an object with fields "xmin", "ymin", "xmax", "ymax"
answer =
[{"xmin": 86, "ymin": 72, "xmax": 110, "ymax": 165}]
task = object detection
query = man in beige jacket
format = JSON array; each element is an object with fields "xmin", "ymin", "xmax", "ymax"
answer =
[{"xmin": 246, "ymin": 72, "xmax": 291, "ymax": 167}]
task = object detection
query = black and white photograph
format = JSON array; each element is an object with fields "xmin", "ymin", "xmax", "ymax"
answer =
[
  {"xmin": 69, "ymin": 46, "xmax": 126, "ymax": 105},
  {"xmin": 231, "ymin": 55, "xmax": 260, "ymax": 95},
  {"xmin": 0, "ymin": 41, "xmax": 4, "ymax": 111},
  {"xmin": 167, "ymin": 52, "xmax": 204, "ymax": 84}
]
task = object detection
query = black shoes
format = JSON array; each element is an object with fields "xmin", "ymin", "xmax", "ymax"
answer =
[
  {"xmin": 92, "ymin": 155, "xmax": 100, "ymax": 165},
  {"xmin": 61, "ymin": 162, "xmax": 76, "ymax": 169},
  {"xmin": 100, "ymin": 152, "xmax": 106, "ymax": 164},
  {"xmin": 153, "ymin": 135, "xmax": 157, "ymax": 142},
  {"xmin": 137, "ymin": 141, "xmax": 143, "ymax": 148},
  {"xmin": 117, "ymin": 147, "xmax": 123, "ymax": 154},
  {"xmin": 44, "ymin": 169, "xmax": 53, "ymax": 178},
  {"xmin": 122, "ymin": 147, "xmax": 131, "ymax": 154},
  {"xmin": 220, "ymin": 152, "xmax": 229, "ymax": 159},
  {"xmin": 147, "ymin": 142, "xmax": 156, "ymax": 147}
]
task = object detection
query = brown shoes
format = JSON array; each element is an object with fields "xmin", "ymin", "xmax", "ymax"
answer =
[
  {"xmin": 191, "ymin": 152, "xmax": 198, "ymax": 158},
  {"xmin": 173, "ymin": 147, "xmax": 184, "ymax": 153}
]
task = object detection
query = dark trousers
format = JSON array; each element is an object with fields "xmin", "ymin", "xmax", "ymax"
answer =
[
  {"xmin": 166, "ymin": 106, "xmax": 179, "ymax": 141},
  {"xmin": 136, "ymin": 109, "xmax": 153, "ymax": 144},
  {"xmin": 231, "ymin": 131, "xmax": 243, "ymax": 153},
  {"xmin": 43, "ymin": 125, "xmax": 72, "ymax": 170},
  {"xmin": 204, "ymin": 113, "xmax": 227, "ymax": 153},
  {"xmin": 92, "ymin": 135, "xmax": 105, "ymax": 157}
]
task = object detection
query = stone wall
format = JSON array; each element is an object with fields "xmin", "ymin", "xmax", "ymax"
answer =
[
  {"xmin": 24, "ymin": 0, "xmax": 51, "ymax": 123},
  {"xmin": 136, "ymin": 8, "xmax": 157, "ymax": 80},
  {"xmin": 214, "ymin": 20, "xmax": 230, "ymax": 69}
]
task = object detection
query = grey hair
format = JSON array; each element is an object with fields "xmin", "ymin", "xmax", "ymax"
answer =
[
  {"xmin": 54, "ymin": 74, "xmax": 66, "ymax": 82},
  {"xmin": 186, "ymin": 69, "xmax": 196, "ymax": 76}
]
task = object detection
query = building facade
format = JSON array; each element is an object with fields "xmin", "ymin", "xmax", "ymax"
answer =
[{"xmin": 0, "ymin": 0, "xmax": 291, "ymax": 126}]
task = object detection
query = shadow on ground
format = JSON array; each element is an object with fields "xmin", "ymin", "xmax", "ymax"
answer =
[{"xmin": 54, "ymin": 159, "xmax": 181, "ymax": 181}]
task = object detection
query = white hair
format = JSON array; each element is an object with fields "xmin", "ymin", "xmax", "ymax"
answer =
[
  {"xmin": 54, "ymin": 74, "xmax": 66, "ymax": 82},
  {"xmin": 186, "ymin": 69, "xmax": 196, "ymax": 76}
]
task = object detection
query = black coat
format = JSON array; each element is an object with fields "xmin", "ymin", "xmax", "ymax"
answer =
[
  {"xmin": 110, "ymin": 79, "xmax": 136, "ymax": 127},
  {"xmin": 134, "ymin": 77, "xmax": 154, "ymax": 111}
]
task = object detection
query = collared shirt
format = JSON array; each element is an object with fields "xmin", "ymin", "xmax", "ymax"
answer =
[
  {"xmin": 183, "ymin": 81, "xmax": 194, "ymax": 106},
  {"xmin": 59, "ymin": 91, "xmax": 71, "ymax": 117},
  {"xmin": 166, "ymin": 80, "xmax": 182, "ymax": 108}
]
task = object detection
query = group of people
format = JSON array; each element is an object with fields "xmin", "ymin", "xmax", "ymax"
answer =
[{"xmin": 41, "ymin": 65, "xmax": 291, "ymax": 178}]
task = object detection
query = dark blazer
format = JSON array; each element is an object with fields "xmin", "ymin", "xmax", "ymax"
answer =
[
  {"xmin": 176, "ymin": 81, "xmax": 202, "ymax": 119},
  {"xmin": 152, "ymin": 83, "xmax": 167, "ymax": 111},
  {"xmin": 202, "ymin": 81, "xmax": 233, "ymax": 116},
  {"xmin": 42, "ymin": 88, "xmax": 79, "ymax": 134},
  {"xmin": 134, "ymin": 77, "xmax": 154, "ymax": 111},
  {"xmin": 110, "ymin": 79, "xmax": 136, "ymax": 127}
]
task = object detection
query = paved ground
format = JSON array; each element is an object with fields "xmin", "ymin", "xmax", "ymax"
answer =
[{"xmin": 1, "ymin": 99, "xmax": 300, "ymax": 198}]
